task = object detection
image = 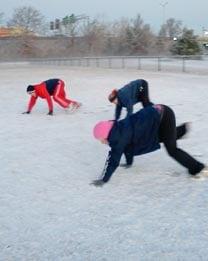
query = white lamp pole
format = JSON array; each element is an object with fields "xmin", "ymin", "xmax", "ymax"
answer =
[{"xmin": 160, "ymin": 1, "xmax": 168, "ymax": 25}]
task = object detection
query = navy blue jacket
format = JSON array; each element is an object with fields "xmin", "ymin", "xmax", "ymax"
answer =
[
  {"xmin": 115, "ymin": 79, "xmax": 147, "ymax": 120},
  {"xmin": 101, "ymin": 106, "xmax": 161, "ymax": 183}
]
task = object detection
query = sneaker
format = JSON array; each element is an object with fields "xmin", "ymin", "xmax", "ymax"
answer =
[
  {"xmin": 65, "ymin": 102, "xmax": 82, "ymax": 113},
  {"xmin": 64, "ymin": 104, "xmax": 74, "ymax": 113},
  {"xmin": 184, "ymin": 122, "xmax": 191, "ymax": 138},
  {"xmin": 201, "ymin": 166, "xmax": 208, "ymax": 177},
  {"xmin": 192, "ymin": 166, "xmax": 208, "ymax": 180},
  {"xmin": 71, "ymin": 102, "xmax": 82, "ymax": 111},
  {"xmin": 73, "ymin": 102, "xmax": 82, "ymax": 109},
  {"xmin": 178, "ymin": 122, "xmax": 191, "ymax": 139}
]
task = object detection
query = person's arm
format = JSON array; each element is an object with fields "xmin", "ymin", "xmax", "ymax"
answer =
[
  {"xmin": 115, "ymin": 104, "xmax": 122, "ymax": 120},
  {"xmin": 102, "ymin": 148, "xmax": 123, "ymax": 182},
  {"xmin": 27, "ymin": 96, "xmax": 38, "ymax": 112},
  {"xmin": 45, "ymin": 92, "xmax": 53, "ymax": 114},
  {"xmin": 126, "ymin": 104, "xmax": 133, "ymax": 117},
  {"xmin": 92, "ymin": 147, "xmax": 123, "ymax": 186}
]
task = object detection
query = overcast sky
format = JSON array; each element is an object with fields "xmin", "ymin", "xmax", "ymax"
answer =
[{"xmin": 1, "ymin": 0, "xmax": 207, "ymax": 34}]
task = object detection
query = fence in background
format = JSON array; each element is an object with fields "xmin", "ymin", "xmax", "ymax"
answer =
[{"xmin": 1, "ymin": 55, "xmax": 208, "ymax": 74}]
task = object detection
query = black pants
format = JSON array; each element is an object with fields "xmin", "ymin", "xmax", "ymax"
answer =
[
  {"xmin": 159, "ymin": 105, "xmax": 204, "ymax": 175},
  {"xmin": 139, "ymin": 80, "xmax": 153, "ymax": 107}
]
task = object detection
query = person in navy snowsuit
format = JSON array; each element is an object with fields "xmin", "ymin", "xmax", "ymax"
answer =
[
  {"xmin": 92, "ymin": 104, "xmax": 206, "ymax": 186},
  {"xmin": 108, "ymin": 79, "xmax": 152, "ymax": 120}
]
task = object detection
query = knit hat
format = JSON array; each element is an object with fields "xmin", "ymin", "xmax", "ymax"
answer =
[
  {"xmin": 27, "ymin": 85, "xmax": 35, "ymax": 92},
  {"xmin": 93, "ymin": 121, "xmax": 114, "ymax": 140},
  {"xmin": 108, "ymin": 89, "xmax": 118, "ymax": 102}
]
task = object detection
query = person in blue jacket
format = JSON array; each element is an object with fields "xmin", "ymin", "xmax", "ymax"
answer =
[
  {"xmin": 108, "ymin": 79, "xmax": 153, "ymax": 120},
  {"xmin": 92, "ymin": 104, "xmax": 206, "ymax": 186}
]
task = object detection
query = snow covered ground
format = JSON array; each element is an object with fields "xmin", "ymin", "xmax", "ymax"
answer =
[{"xmin": 0, "ymin": 63, "xmax": 208, "ymax": 260}]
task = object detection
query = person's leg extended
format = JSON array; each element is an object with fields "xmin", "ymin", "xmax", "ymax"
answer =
[
  {"xmin": 159, "ymin": 106, "xmax": 204, "ymax": 175},
  {"xmin": 55, "ymin": 81, "xmax": 81, "ymax": 108},
  {"xmin": 176, "ymin": 123, "xmax": 189, "ymax": 139},
  {"xmin": 53, "ymin": 80, "xmax": 71, "ymax": 108}
]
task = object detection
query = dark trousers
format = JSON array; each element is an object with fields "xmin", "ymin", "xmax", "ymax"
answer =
[
  {"xmin": 159, "ymin": 105, "xmax": 204, "ymax": 175},
  {"xmin": 139, "ymin": 80, "xmax": 153, "ymax": 107}
]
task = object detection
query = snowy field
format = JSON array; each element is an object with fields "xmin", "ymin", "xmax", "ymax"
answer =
[{"xmin": 0, "ymin": 63, "xmax": 208, "ymax": 261}]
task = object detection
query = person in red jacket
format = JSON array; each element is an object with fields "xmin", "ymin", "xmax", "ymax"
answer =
[{"xmin": 23, "ymin": 79, "xmax": 81, "ymax": 115}]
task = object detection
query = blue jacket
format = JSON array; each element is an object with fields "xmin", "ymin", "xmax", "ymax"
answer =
[
  {"xmin": 101, "ymin": 106, "xmax": 161, "ymax": 182},
  {"xmin": 115, "ymin": 79, "xmax": 147, "ymax": 120}
]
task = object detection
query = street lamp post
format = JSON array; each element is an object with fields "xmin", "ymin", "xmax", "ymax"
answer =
[{"xmin": 160, "ymin": 1, "xmax": 168, "ymax": 25}]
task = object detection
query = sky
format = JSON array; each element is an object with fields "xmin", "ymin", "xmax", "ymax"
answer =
[{"xmin": 0, "ymin": 0, "xmax": 207, "ymax": 34}]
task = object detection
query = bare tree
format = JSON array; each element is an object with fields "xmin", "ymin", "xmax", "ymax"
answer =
[
  {"xmin": 127, "ymin": 15, "xmax": 155, "ymax": 54},
  {"xmin": 61, "ymin": 14, "xmax": 88, "ymax": 48},
  {"xmin": 7, "ymin": 6, "xmax": 45, "ymax": 34},
  {"xmin": 62, "ymin": 14, "xmax": 78, "ymax": 38},
  {"xmin": 159, "ymin": 18, "xmax": 182, "ymax": 39},
  {"xmin": 111, "ymin": 15, "xmax": 155, "ymax": 55},
  {"xmin": 156, "ymin": 18, "xmax": 182, "ymax": 54},
  {"xmin": 81, "ymin": 18, "xmax": 108, "ymax": 55},
  {"xmin": 110, "ymin": 18, "xmax": 131, "ymax": 55},
  {"xmin": 61, "ymin": 14, "xmax": 88, "ymax": 35},
  {"xmin": 6, "ymin": 6, "xmax": 45, "ymax": 57}
]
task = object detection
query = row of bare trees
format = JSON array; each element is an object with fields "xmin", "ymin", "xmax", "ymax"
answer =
[{"xmin": 0, "ymin": 6, "xmax": 203, "ymax": 58}]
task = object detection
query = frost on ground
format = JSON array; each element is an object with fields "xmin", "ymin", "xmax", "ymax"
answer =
[{"xmin": 0, "ymin": 63, "xmax": 208, "ymax": 261}]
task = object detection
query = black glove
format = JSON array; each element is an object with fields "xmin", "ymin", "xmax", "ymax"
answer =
[
  {"xmin": 91, "ymin": 179, "xmax": 105, "ymax": 187},
  {"xmin": 22, "ymin": 111, "xmax": 30, "ymax": 114},
  {"xmin": 47, "ymin": 111, "xmax": 53, "ymax": 116},
  {"xmin": 120, "ymin": 163, "xmax": 132, "ymax": 169}
]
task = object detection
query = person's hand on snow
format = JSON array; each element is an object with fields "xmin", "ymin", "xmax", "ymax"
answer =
[
  {"xmin": 47, "ymin": 111, "xmax": 53, "ymax": 116},
  {"xmin": 91, "ymin": 179, "xmax": 105, "ymax": 187},
  {"xmin": 22, "ymin": 111, "xmax": 30, "ymax": 114}
]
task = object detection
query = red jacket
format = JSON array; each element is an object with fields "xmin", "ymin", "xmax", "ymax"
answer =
[{"xmin": 27, "ymin": 82, "xmax": 53, "ymax": 112}]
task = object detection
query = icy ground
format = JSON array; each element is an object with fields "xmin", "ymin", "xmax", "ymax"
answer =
[{"xmin": 0, "ymin": 63, "xmax": 208, "ymax": 261}]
